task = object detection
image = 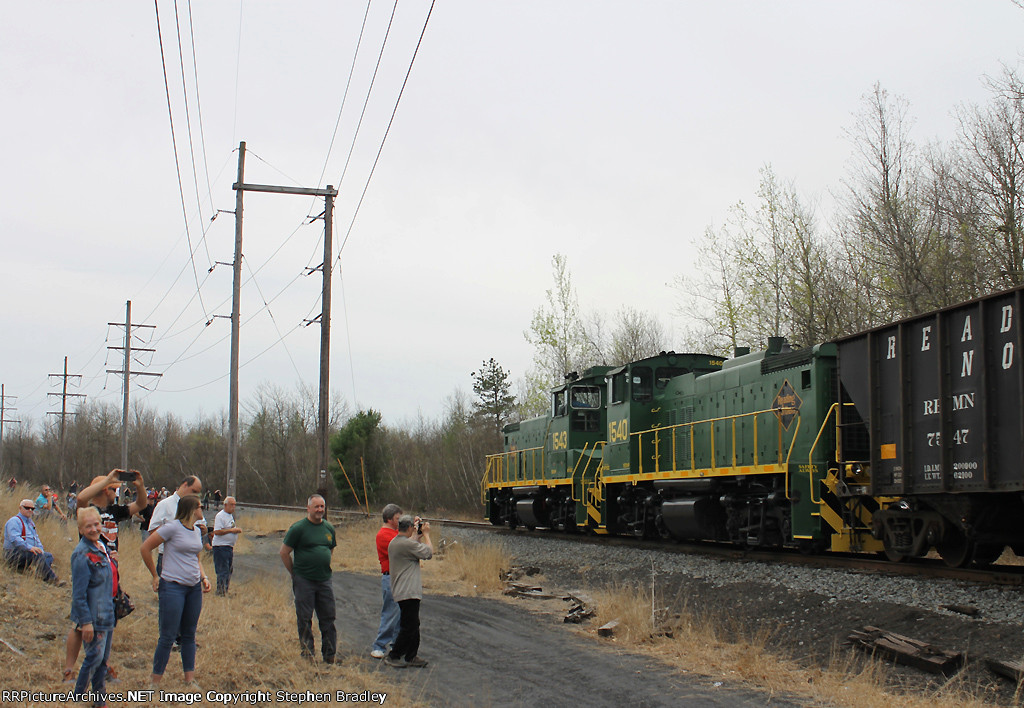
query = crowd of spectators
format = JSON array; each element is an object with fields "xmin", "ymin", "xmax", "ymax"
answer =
[{"xmin": 4, "ymin": 477, "xmax": 437, "ymax": 703}]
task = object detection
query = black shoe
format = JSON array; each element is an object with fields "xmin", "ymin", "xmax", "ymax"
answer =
[
  {"xmin": 405, "ymin": 656, "xmax": 428, "ymax": 668},
  {"xmin": 384, "ymin": 656, "xmax": 406, "ymax": 668}
]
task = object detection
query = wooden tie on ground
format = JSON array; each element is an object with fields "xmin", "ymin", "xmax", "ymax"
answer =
[
  {"xmin": 503, "ymin": 581, "xmax": 557, "ymax": 599},
  {"xmin": 846, "ymin": 626, "xmax": 965, "ymax": 676},
  {"xmin": 985, "ymin": 658, "xmax": 1024, "ymax": 685},
  {"xmin": 563, "ymin": 591, "xmax": 596, "ymax": 624}
]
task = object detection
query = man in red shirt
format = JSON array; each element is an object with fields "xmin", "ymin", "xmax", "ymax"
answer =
[{"xmin": 370, "ymin": 504, "xmax": 402, "ymax": 659}]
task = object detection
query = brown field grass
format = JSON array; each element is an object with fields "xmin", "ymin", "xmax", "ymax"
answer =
[{"xmin": 3, "ymin": 487, "xmax": 1018, "ymax": 707}]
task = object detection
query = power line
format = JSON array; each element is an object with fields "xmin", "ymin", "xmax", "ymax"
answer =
[
  {"xmin": 332, "ymin": 0, "xmax": 401, "ymax": 194},
  {"xmin": 316, "ymin": 0, "xmax": 374, "ymax": 192},
  {"xmin": 154, "ymin": 0, "xmax": 208, "ymax": 319},
  {"xmin": 244, "ymin": 258, "xmax": 306, "ymax": 384},
  {"xmin": 172, "ymin": 0, "xmax": 211, "ymax": 266},
  {"xmin": 338, "ymin": 268, "xmax": 359, "ymax": 411},
  {"xmin": 186, "ymin": 0, "xmax": 216, "ymax": 242},
  {"xmin": 336, "ymin": 0, "xmax": 437, "ymax": 258}
]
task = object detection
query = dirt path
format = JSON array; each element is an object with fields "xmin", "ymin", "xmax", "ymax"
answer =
[{"xmin": 233, "ymin": 536, "xmax": 798, "ymax": 708}]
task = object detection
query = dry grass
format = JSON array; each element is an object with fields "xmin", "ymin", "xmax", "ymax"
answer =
[
  {"xmin": 421, "ymin": 532, "xmax": 508, "ymax": 596},
  {"xmin": 585, "ymin": 582, "xmax": 1004, "ymax": 708},
  {"xmin": 0, "ymin": 490, "xmax": 415, "ymax": 707}
]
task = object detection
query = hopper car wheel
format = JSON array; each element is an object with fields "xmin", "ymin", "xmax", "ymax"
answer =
[
  {"xmin": 972, "ymin": 544, "xmax": 1004, "ymax": 567},
  {"xmin": 936, "ymin": 531, "xmax": 973, "ymax": 568}
]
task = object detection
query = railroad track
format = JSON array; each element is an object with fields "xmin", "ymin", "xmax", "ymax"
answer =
[
  {"xmin": 235, "ymin": 502, "xmax": 1024, "ymax": 587},
  {"xmin": 487, "ymin": 527, "xmax": 1024, "ymax": 587}
]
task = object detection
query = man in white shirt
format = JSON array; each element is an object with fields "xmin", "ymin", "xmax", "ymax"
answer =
[
  {"xmin": 148, "ymin": 476, "xmax": 203, "ymax": 575},
  {"xmin": 210, "ymin": 496, "xmax": 241, "ymax": 595}
]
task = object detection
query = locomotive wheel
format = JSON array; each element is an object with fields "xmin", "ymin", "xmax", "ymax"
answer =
[
  {"xmin": 936, "ymin": 531, "xmax": 973, "ymax": 568},
  {"xmin": 881, "ymin": 546, "xmax": 906, "ymax": 563}
]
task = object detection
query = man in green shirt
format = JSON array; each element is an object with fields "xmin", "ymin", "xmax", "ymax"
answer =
[{"xmin": 280, "ymin": 494, "xmax": 337, "ymax": 663}]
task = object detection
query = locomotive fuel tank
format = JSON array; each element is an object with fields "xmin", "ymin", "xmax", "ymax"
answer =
[{"xmin": 660, "ymin": 498, "xmax": 726, "ymax": 540}]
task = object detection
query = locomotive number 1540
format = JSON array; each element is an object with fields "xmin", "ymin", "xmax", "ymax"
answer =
[{"xmin": 609, "ymin": 419, "xmax": 629, "ymax": 443}]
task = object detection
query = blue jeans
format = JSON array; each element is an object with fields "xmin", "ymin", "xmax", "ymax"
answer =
[
  {"xmin": 372, "ymin": 574, "xmax": 400, "ymax": 653},
  {"xmin": 5, "ymin": 548, "xmax": 57, "ymax": 582},
  {"xmin": 74, "ymin": 627, "xmax": 112, "ymax": 706},
  {"xmin": 153, "ymin": 579, "xmax": 203, "ymax": 675},
  {"xmin": 212, "ymin": 546, "xmax": 233, "ymax": 595}
]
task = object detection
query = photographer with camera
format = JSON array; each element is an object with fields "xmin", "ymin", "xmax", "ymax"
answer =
[
  {"xmin": 63, "ymin": 468, "xmax": 149, "ymax": 684},
  {"xmin": 385, "ymin": 514, "xmax": 433, "ymax": 668}
]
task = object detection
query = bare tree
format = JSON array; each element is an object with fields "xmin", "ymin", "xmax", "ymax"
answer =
[
  {"xmin": 524, "ymin": 253, "xmax": 597, "ymax": 387},
  {"xmin": 954, "ymin": 66, "xmax": 1024, "ymax": 288},
  {"xmin": 673, "ymin": 224, "xmax": 749, "ymax": 356},
  {"xmin": 841, "ymin": 83, "xmax": 938, "ymax": 320},
  {"xmin": 607, "ymin": 306, "xmax": 667, "ymax": 364}
]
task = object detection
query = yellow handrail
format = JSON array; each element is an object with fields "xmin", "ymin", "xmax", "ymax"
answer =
[
  {"xmin": 571, "ymin": 441, "xmax": 604, "ymax": 502},
  {"xmin": 631, "ymin": 406, "xmax": 799, "ymax": 477},
  {"xmin": 482, "ymin": 444, "xmax": 546, "ymax": 488},
  {"xmin": 805, "ymin": 402, "xmax": 856, "ymax": 504}
]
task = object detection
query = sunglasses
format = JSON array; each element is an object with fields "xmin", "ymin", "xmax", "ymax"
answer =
[{"xmin": 21, "ymin": 505, "xmax": 36, "ymax": 510}]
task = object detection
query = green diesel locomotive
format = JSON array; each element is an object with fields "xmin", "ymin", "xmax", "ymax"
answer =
[{"xmin": 483, "ymin": 342, "xmax": 882, "ymax": 555}]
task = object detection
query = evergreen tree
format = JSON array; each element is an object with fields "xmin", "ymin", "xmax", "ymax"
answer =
[
  {"xmin": 471, "ymin": 358, "xmax": 516, "ymax": 434},
  {"xmin": 329, "ymin": 409, "xmax": 383, "ymax": 507}
]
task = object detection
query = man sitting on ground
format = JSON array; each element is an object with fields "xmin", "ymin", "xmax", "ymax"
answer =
[{"xmin": 3, "ymin": 499, "xmax": 64, "ymax": 584}]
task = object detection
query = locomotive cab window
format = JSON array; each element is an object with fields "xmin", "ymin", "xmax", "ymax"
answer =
[
  {"xmin": 552, "ymin": 390, "xmax": 567, "ymax": 417},
  {"xmin": 570, "ymin": 385, "xmax": 601, "ymax": 409},
  {"xmin": 801, "ymin": 369, "xmax": 811, "ymax": 389},
  {"xmin": 632, "ymin": 366, "xmax": 653, "ymax": 402}
]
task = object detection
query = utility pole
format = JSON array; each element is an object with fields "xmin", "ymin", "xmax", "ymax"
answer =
[
  {"xmin": 107, "ymin": 301, "xmax": 161, "ymax": 472},
  {"xmin": 231, "ymin": 148, "xmax": 338, "ymax": 498},
  {"xmin": 47, "ymin": 357, "xmax": 85, "ymax": 488},
  {"xmin": 0, "ymin": 384, "xmax": 20, "ymax": 478},
  {"xmin": 226, "ymin": 141, "xmax": 245, "ymax": 502}
]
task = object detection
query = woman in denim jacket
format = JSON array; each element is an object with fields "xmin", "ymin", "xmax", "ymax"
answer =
[{"xmin": 70, "ymin": 506, "xmax": 116, "ymax": 707}]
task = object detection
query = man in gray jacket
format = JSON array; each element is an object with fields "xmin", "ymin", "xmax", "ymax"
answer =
[{"xmin": 385, "ymin": 515, "xmax": 432, "ymax": 668}]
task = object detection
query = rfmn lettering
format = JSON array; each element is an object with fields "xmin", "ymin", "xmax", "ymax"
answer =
[{"xmin": 922, "ymin": 393, "xmax": 976, "ymax": 416}]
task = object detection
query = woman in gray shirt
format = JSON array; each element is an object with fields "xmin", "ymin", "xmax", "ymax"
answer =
[{"xmin": 140, "ymin": 494, "xmax": 211, "ymax": 690}]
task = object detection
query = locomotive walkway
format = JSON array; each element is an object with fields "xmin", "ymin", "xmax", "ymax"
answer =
[{"xmin": 234, "ymin": 535, "xmax": 798, "ymax": 708}]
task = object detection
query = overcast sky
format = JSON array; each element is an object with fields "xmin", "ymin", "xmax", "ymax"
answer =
[{"xmin": 2, "ymin": 1, "xmax": 1023, "ymax": 433}]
